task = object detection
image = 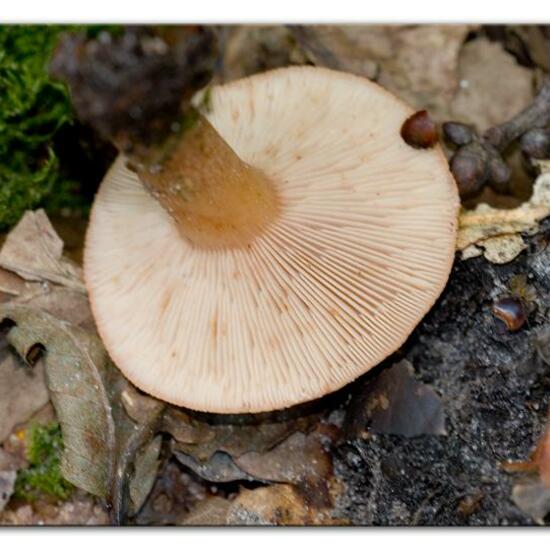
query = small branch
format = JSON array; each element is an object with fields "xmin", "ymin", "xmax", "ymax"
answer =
[{"xmin": 444, "ymin": 75, "xmax": 550, "ymax": 199}]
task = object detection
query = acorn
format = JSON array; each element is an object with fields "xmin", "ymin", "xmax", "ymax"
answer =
[{"xmin": 401, "ymin": 110, "xmax": 438, "ymax": 149}]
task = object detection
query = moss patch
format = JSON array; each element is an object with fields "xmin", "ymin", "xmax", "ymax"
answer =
[{"xmin": 14, "ymin": 422, "xmax": 74, "ymax": 502}]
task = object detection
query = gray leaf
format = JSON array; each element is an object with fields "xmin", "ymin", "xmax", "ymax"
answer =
[{"xmin": 0, "ymin": 305, "xmax": 164, "ymax": 524}]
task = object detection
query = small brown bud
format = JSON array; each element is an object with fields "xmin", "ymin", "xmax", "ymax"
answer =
[
  {"xmin": 520, "ymin": 128, "xmax": 550, "ymax": 159},
  {"xmin": 442, "ymin": 122, "xmax": 474, "ymax": 146},
  {"xmin": 492, "ymin": 297, "xmax": 526, "ymax": 332},
  {"xmin": 487, "ymin": 155, "xmax": 511, "ymax": 194},
  {"xmin": 449, "ymin": 142, "xmax": 488, "ymax": 198},
  {"xmin": 400, "ymin": 110, "xmax": 438, "ymax": 149}
]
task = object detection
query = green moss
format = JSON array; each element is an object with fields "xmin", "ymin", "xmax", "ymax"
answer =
[
  {"xmin": 0, "ymin": 25, "xmax": 122, "ymax": 229},
  {"xmin": 14, "ymin": 422, "xmax": 74, "ymax": 502},
  {"xmin": 0, "ymin": 26, "xmax": 75, "ymax": 227}
]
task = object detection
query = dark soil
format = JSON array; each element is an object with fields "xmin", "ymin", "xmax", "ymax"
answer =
[{"xmin": 331, "ymin": 220, "xmax": 550, "ymax": 526}]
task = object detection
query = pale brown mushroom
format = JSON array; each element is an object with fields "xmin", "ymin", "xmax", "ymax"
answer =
[{"xmin": 84, "ymin": 66, "xmax": 459, "ymax": 413}]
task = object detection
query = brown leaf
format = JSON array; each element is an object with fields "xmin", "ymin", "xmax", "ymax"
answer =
[
  {"xmin": 0, "ymin": 268, "xmax": 29, "ymax": 298},
  {"xmin": 0, "ymin": 305, "xmax": 164, "ymax": 524},
  {"xmin": 0, "ymin": 210, "xmax": 84, "ymax": 292},
  {"xmin": 173, "ymin": 448, "xmax": 253, "ymax": 484},
  {"xmin": 0, "ymin": 471, "xmax": 16, "ymax": 512},
  {"xmin": 128, "ymin": 435, "xmax": 163, "ymax": 516},
  {"xmin": 219, "ymin": 26, "xmax": 306, "ymax": 82},
  {"xmin": 290, "ymin": 26, "xmax": 378, "ymax": 79},
  {"xmin": 165, "ymin": 407, "xmax": 319, "ymax": 462},
  {"xmin": 12, "ymin": 286, "xmax": 94, "ymax": 330},
  {"xmin": 500, "ymin": 26, "xmax": 550, "ymax": 75},
  {"xmin": 135, "ymin": 461, "xmax": 208, "ymax": 526},
  {"xmin": 451, "ymin": 38, "xmax": 535, "ymax": 133},
  {"xmin": 235, "ymin": 431, "xmax": 333, "ymax": 491},
  {"xmin": 169, "ymin": 406, "xmax": 328, "ymax": 488},
  {"xmin": 226, "ymin": 484, "xmax": 311, "ymax": 526},
  {"xmin": 512, "ymin": 479, "xmax": 550, "ymax": 525},
  {"xmin": 0, "ymin": 496, "xmax": 109, "ymax": 525},
  {"xmin": 0, "ymin": 343, "xmax": 49, "ymax": 443},
  {"xmin": 181, "ymin": 496, "xmax": 232, "ymax": 526},
  {"xmin": 292, "ymin": 25, "xmax": 471, "ymax": 122}
]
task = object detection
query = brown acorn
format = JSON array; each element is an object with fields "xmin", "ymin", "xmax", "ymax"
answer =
[{"xmin": 400, "ymin": 110, "xmax": 438, "ymax": 149}]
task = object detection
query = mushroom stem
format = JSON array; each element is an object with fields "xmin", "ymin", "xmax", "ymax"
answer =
[{"xmin": 133, "ymin": 111, "xmax": 280, "ymax": 249}]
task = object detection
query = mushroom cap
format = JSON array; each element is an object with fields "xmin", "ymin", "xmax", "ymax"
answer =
[{"xmin": 85, "ymin": 66, "xmax": 459, "ymax": 413}]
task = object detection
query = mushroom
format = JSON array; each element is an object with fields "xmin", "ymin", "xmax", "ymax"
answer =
[{"xmin": 84, "ymin": 66, "xmax": 459, "ymax": 413}]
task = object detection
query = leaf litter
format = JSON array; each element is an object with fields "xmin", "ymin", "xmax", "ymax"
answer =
[{"xmin": 2, "ymin": 25, "xmax": 550, "ymax": 526}]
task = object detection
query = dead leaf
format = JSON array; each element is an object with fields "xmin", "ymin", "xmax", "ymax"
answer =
[
  {"xmin": 234, "ymin": 431, "xmax": 333, "ymax": 491},
  {"xmin": 512, "ymin": 478, "xmax": 550, "ymax": 525},
  {"xmin": 348, "ymin": 360, "xmax": 446, "ymax": 437},
  {"xmin": 0, "ymin": 210, "xmax": 84, "ymax": 292},
  {"xmin": 290, "ymin": 26, "xmax": 378, "ymax": 79},
  {"xmin": 0, "ymin": 268, "xmax": 29, "ymax": 298},
  {"xmin": 0, "ymin": 447, "xmax": 25, "ymax": 472},
  {"xmin": 165, "ymin": 407, "xmax": 319, "ymax": 462},
  {"xmin": 135, "ymin": 461, "xmax": 208, "ymax": 526},
  {"xmin": 0, "ymin": 305, "xmax": 164, "ymax": 524},
  {"xmin": 12, "ymin": 286, "xmax": 94, "ymax": 330},
  {"xmin": 181, "ymin": 496, "xmax": 232, "ymax": 526},
  {"xmin": 451, "ymin": 38, "xmax": 535, "ymax": 133},
  {"xmin": 129, "ymin": 435, "xmax": 163, "ymax": 516},
  {"xmin": 458, "ymin": 170, "xmax": 550, "ymax": 263},
  {"xmin": 0, "ymin": 343, "xmax": 49, "ymax": 443},
  {"xmin": 219, "ymin": 26, "xmax": 306, "ymax": 82},
  {"xmin": 0, "ymin": 471, "xmax": 16, "ymax": 512},
  {"xmin": 226, "ymin": 484, "xmax": 311, "ymax": 526},
  {"xmin": 0, "ymin": 447, "xmax": 25, "ymax": 513},
  {"xmin": 292, "ymin": 25, "xmax": 471, "ymax": 122},
  {"xmin": 0, "ymin": 495, "xmax": 109, "ymax": 525},
  {"xmin": 173, "ymin": 449, "xmax": 253, "ymax": 484},
  {"xmin": 169, "ymin": 406, "xmax": 330, "ymax": 490},
  {"xmin": 498, "ymin": 26, "xmax": 550, "ymax": 75}
]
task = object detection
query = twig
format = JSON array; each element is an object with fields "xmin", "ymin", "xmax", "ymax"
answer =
[{"xmin": 444, "ymin": 75, "xmax": 550, "ymax": 198}]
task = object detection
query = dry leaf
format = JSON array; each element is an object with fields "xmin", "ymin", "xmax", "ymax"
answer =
[
  {"xmin": 512, "ymin": 479, "xmax": 550, "ymax": 525},
  {"xmin": 0, "ymin": 305, "xmax": 164, "ymax": 524},
  {"xmin": 451, "ymin": 38, "xmax": 535, "ymax": 133},
  {"xmin": 128, "ymin": 435, "xmax": 163, "ymax": 516},
  {"xmin": 135, "ymin": 461, "xmax": 208, "ymax": 526},
  {"xmin": 219, "ymin": 26, "xmax": 306, "ymax": 82},
  {"xmin": 226, "ymin": 484, "xmax": 311, "ymax": 526},
  {"xmin": 235, "ymin": 431, "xmax": 333, "ymax": 489},
  {"xmin": 181, "ymin": 496, "xmax": 232, "ymax": 526},
  {"xmin": 496, "ymin": 26, "xmax": 550, "ymax": 76},
  {"xmin": 0, "ymin": 210, "xmax": 84, "ymax": 292},
  {"xmin": 292, "ymin": 25, "xmax": 471, "ymax": 121},
  {"xmin": 457, "ymin": 170, "xmax": 550, "ymax": 263},
  {"xmin": 290, "ymin": 26, "xmax": 378, "ymax": 79},
  {"xmin": 0, "ymin": 447, "xmax": 25, "ymax": 512},
  {"xmin": 0, "ymin": 344, "xmax": 49, "ymax": 443},
  {"xmin": 0, "ymin": 496, "xmax": 109, "ymax": 525},
  {"xmin": 0, "ymin": 471, "xmax": 16, "ymax": 512},
  {"xmin": 0, "ymin": 268, "xmax": 29, "ymax": 298},
  {"xmin": 12, "ymin": 286, "xmax": 94, "ymax": 329},
  {"xmin": 165, "ymin": 407, "xmax": 318, "ymax": 462},
  {"xmin": 173, "ymin": 449, "xmax": 253, "ymax": 484}
]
